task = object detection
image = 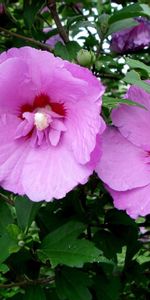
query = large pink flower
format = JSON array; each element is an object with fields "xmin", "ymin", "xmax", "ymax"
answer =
[
  {"xmin": 0, "ymin": 47, "xmax": 105, "ymax": 201},
  {"xmin": 96, "ymin": 84, "xmax": 150, "ymax": 218}
]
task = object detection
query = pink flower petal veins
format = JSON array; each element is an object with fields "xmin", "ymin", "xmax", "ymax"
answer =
[
  {"xmin": 0, "ymin": 47, "xmax": 105, "ymax": 201},
  {"xmin": 96, "ymin": 83, "xmax": 150, "ymax": 218},
  {"xmin": 112, "ymin": 84, "xmax": 150, "ymax": 151}
]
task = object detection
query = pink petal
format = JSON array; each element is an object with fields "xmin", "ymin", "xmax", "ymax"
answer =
[
  {"xmin": 64, "ymin": 60, "xmax": 105, "ymax": 104},
  {"xmin": 96, "ymin": 127, "xmax": 150, "ymax": 191},
  {"xmin": 21, "ymin": 144, "xmax": 95, "ymax": 201},
  {"xmin": 65, "ymin": 102, "xmax": 105, "ymax": 164},
  {"xmin": 51, "ymin": 119, "xmax": 66, "ymax": 131},
  {"xmin": 0, "ymin": 114, "xmax": 30, "ymax": 194},
  {"xmin": 2, "ymin": 47, "xmax": 87, "ymax": 104},
  {"xmin": 112, "ymin": 84, "xmax": 150, "ymax": 150},
  {"xmin": 15, "ymin": 120, "xmax": 33, "ymax": 139},
  {"xmin": 107, "ymin": 184, "xmax": 150, "ymax": 219},
  {"xmin": 0, "ymin": 58, "xmax": 37, "ymax": 114},
  {"xmin": 49, "ymin": 129, "xmax": 61, "ymax": 146},
  {"xmin": 0, "ymin": 46, "xmax": 104, "ymax": 108}
]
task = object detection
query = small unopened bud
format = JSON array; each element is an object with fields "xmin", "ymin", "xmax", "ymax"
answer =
[
  {"xmin": 77, "ymin": 49, "xmax": 96, "ymax": 67},
  {"xmin": 17, "ymin": 233, "xmax": 24, "ymax": 240},
  {"xmin": 18, "ymin": 240, "xmax": 25, "ymax": 247}
]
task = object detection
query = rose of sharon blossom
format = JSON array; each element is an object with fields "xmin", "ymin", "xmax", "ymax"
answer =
[
  {"xmin": 0, "ymin": 46, "xmax": 105, "ymax": 201},
  {"xmin": 111, "ymin": 18, "xmax": 150, "ymax": 53},
  {"xmin": 43, "ymin": 28, "xmax": 63, "ymax": 48},
  {"xmin": 96, "ymin": 84, "xmax": 150, "ymax": 218}
]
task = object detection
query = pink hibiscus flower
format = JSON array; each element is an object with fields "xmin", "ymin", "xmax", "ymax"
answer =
[
  {"xmin": 0, "ymin": 47, "xmax": 105, "ymax": 201},
  {"xmin": 96, "ymin": 84, "xmax": 150, "ymax": 219}
]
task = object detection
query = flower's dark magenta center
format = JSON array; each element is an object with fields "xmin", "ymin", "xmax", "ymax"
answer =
[
  {"xmin": 16, "ymin": 93, "xmax": 67, "ymax": 147},
  {"xmin": 21, "ymin": 93, "xmax": 66, "ymax": 117}
]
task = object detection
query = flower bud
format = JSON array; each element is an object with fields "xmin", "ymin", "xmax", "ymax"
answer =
[
  {"xmin": 17, "ymin": 233, "xmax": 24, "ymax": 240},
  {"xmin": 18, "ymin": 240, "xmax": 25, "ymax": 247},
  {"xmin": 77, "ymin": 49, "xmax": 96, "ymax": 67}
]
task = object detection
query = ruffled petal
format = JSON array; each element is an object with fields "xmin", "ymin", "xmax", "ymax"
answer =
[
  {"xmin": 21, "ymin": 143, "xmax": 96, "ymax": 201},
  {"xmin": 96, "ymin": 127, "xmax": 150, "ymax": 191},
  {"xmin": 0, "ymin": 47, "xmax": 93, "ymax": 107},
  {"xmin": 112, "ymin": 84, "xmax": 150, "ymax": 150},
  {"xmin": 0, "ymin": 58, "xmax": 37, "ymax": 114},
  {"xmin": 64, "ymin": 60, "xmax": 105, "ymax": 104},
  {"xmin": 0, "ymin": 114, "xmax": 30, "ymax": 194},
  {"xmin": 107, "ymin": 184, "xmax": 150, "ymax": 219},
  {"xmin": 65, "ymin": 102, "xmax": 105, "ymax": 164}
]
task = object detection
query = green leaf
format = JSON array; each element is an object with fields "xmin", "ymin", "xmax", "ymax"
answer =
[
  {"xmin": 126, "ymin": 58, "xmax": 150, "ymax": 75},
  {"xmin": 0, "ymin": 263, "xmax": 9, "ymax": 273},
  {"xmin": 0, "ymin": 199, "xmax": 13, "ymax": 235},
  {"xmin": 124, "ymin": 70, "xmax": 150, "ymax": 94},
  {"xmin": 56, "ymin": 267, "xmax": 92, "ymax": 300},
  {"xmin": 66, "ymin": 41, "xmax": 81, "ymax": 60},
  {"xmin": 39, "ymin": 220, "xmax": 102, "ymax": 267},
  {"xmin": 107, "ymin": 18, "xmax": 138, "ymax": 36},
  {"xmin": 105, "ymin": 209, "xmax": 137, "ymax": 227},
  {"xmin": 94, "ymin": 230, "xmax": 123, "ymax": 260},
  {"xmin": 102, "ymin": 96, "xmax": 146, "ymax": 109},
  {"xmin": 0, "ymin": 224, "xmax": 21, "ymax": 264},
  {"xmin": 94, "ymin": 274, "xmax": 121, "ymax": 300},
  {"xmin": 15, "ymin": 196, "xmax": 42, "ymax": 231},
  {"xmin": 23, "ymin": 0, "xmax": 43, "ymax": 28},
  {"xmin": 54, "ymin": 42, "xmax": 70, "ymax": 60},
  {"xmin": 109, "ymin": 3, "xmax": 150, "ymax": 24},
  {"xmin": 23, "ymin": 286, "xmax": 46, "ymax": 300},
  {"xmin": 54, "ymin": 41, "xmax": 81, "ymax": 61},
  {"xmin": 67, "ymin": 15, "xmax": 85, "ymax": 29},
  {"xmin": 140, "ymin": 4, "xmax": 150, "ymax": 17}
]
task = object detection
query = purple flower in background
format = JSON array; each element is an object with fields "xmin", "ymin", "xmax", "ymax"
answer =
[
  {"xmin": 0, "ymin": 3, "xmax": 5, "ymax": 14},
  {"xmin": 43, "ymin": 28, "xmax": 63, "ymax": 48},
  {"xmin": 96, "ymin": 83, "xmax": 150, "ymax": 218},
  {"xmin": 0, "ymin": 47, "xmax": 105, "ymax": 201},
  {"xmin": 111, "ymin": 17, "xmax": 150, "ymax": 53},
  {"xmin": 74, "ymin": 2, "xmax": 83, "ymax": 10}
]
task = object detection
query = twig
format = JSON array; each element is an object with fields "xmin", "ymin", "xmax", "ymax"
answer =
[
  {"xmin": 0, "ymin": 276, "xmax": 55, "ymax": 289},
  {"xmin": 0, "ymin": 192, "xmax": 14, "ymax": 206},
  {"xmin": 0, "ymin": 27, "xmax": 53, "ymax": 52},
  {"xmin": 47, "ymin": 0, "xmax": 69, "ymax": 44}
]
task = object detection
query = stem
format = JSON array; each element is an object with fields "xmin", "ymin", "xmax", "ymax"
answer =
[
  {"xmin": 47, "ymin": 0, "xmax": 69, "ymax": 44},
  {"xmin": 0, "ymin": 27, "xmax": 53, "ymax": 52},
  {"xmin": 0, "ymin": 192, "xmax": 14, "ymax": 206},
  {"xmin": 96, "ymin": 34, "xmax": 105, "ymax": 57},
  {"xmin": 0, "ymin": 276, "xmax": 55, "ymax": 289}
]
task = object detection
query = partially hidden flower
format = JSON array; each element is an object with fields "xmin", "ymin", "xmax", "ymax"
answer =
[
  {"xmin": 111, "ymin": 17, "xmax": 150, "ymax": 53},
  {"xmin": 0, "ymin": 46, "xmax": 105, "ymax": 201},
  {"xmin": 0, "ymin": 3, "xmax": 5, "ymax": 14},
  {"xmin": 96, "ymin": 83, "xmax": 150, "ymax": 218},
  {"xmin": 43, "ymin": 27, "xmax": 63, "ymax": 48}
]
